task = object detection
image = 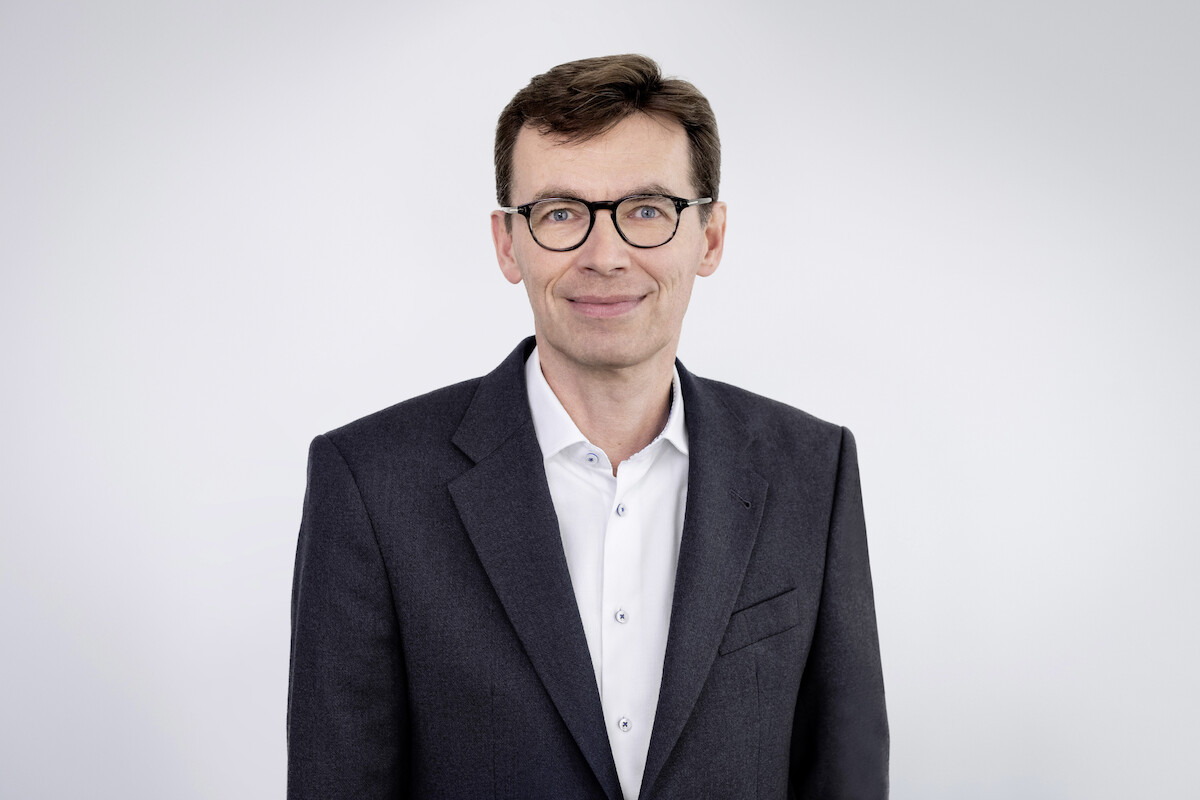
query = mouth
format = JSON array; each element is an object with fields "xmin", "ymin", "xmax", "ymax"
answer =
[{"xmin": 567, "ymin": 294, "xmax": 645, "ymax": 319}]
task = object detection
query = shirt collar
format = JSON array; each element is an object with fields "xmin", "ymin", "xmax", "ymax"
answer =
[{"xmin": 525, "ymin": 345, "xmax": 689, "ymax": 462}]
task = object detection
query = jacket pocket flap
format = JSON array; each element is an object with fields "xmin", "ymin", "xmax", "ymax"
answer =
[{"xmin": 719, "ymin": 588, "xmax": 800, "ymax": 656}]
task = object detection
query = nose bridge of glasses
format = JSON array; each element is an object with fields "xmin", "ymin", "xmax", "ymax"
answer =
[
  {"xmin": 590, "ymin": 199, "xmax": 621, "ymax": 228},
  {"xmin": 584, "ymin": 200, "xmax": 632, "ymax": 253},
  {"xmin": 555, "ymin": 199, "xmax": 619, "ymax": 248}
]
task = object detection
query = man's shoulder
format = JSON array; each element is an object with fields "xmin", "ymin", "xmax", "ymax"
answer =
[
  {"xmin": 310, "ymin": 340, "xmax": 534, "ymax": 476},
  {"xmin": 686, "ymin": 372, "xmax": 848, "ymax": 456},
  {"xmin": 689, "ymin": 372, "xmax": 842, "ymax": 431},
  {"xmin": 319, "ymin": 376, "xmax": 483, "ymax": 461}
]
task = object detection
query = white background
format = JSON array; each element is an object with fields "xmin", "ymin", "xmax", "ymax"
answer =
[{"xmin": 2, "ymin": 1, "xmax": 1197, "ymax": 797}]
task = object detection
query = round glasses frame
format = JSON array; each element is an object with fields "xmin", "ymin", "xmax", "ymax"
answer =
[{"xmin": 501, "ymin": 194, "xmax": 713, "ymax": 252}]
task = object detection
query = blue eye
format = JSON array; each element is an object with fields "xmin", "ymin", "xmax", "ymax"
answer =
[
  {"xmin": 635, "ymin": 206, "xmax": 660, "ymax": 219},
  {"xmin": 534, "ymin": 201, "xmax": 585, "ymax": 226}
]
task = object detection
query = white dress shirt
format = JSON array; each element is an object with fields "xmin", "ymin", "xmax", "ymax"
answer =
[{"xmin": 524, "ymin": 347, "xmax": 689, "ymax": 800}]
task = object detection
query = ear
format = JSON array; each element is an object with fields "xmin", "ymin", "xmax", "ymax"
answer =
[
  {"xmin": 491, "ymin": 211, "xmax": 523, "ymax": 285},
  {"xmin": 696, "ymin": 201, "xmax": 726, "ymax": 278}
]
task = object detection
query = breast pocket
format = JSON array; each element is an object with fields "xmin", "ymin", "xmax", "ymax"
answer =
[{"xmin": 718, "ymin": 588, "xmax": 801, "ymax": 656}]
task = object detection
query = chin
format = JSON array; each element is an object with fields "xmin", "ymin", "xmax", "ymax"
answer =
[
  {"xmin": 561, "ymin": 336, "xmax": 663, "ymax": 373},
  {"xmin": 538, "ymin": 320, "xmax": 674, "ymax": 371}
]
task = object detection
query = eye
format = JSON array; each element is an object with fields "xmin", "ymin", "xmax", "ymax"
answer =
[
  {"xmin": 534, "ymin": 201, "xmax": 585, "ymax": 226},
  {"xmin": 620, "ymin": 195, "xmax": 675, "ymax": 224}
]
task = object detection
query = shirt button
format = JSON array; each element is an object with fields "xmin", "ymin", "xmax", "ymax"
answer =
[
  {"xmin": 615, "ymin": 502, "xmax": 626, "ymax": 517},
  {"xmin": 617, "ymin": 717, "xmax": 632, "ymax": 733},
  {"xmin": 584, "ymin": 452, "xmax": 600, "ymax": 465},
  {"xmin": 614, "ymin": 608, "xmax": 629, "ymax": 624}
]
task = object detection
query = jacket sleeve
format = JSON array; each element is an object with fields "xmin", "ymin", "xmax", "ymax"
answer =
[
  {"xmin": 288, "ymin": 434, "xmax": 409, "ymax": 799},
  {"xmin": 790, "ymin": 427, "xmax": 889, "ymax": 798}
]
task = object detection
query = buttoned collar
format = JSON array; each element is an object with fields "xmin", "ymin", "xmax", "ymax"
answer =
[{"xmin": 524, "ymin": 345, "xmax": 689, "ymax": 463}]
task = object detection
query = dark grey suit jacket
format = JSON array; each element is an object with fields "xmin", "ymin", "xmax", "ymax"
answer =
[{"xmin": 288, "ymin": 338, "xmax": 888, "ymax": 799}]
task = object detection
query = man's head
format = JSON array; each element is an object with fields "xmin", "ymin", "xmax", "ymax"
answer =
[
  {"xmin": 490, "ymin": 55, "xmax": 726, "ymax": 378},
  {"xmin": 494, "ymin": 54, "xmax": 721, "ymax": 226}
]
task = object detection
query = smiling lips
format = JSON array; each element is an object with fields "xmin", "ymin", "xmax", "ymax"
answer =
[{"xmin": 567, "ymin": 294, "xmax": 645, "ymax": 319}]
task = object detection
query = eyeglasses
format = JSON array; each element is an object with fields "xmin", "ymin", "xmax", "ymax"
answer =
[{"xmin": 501, "ymin": 194, "xmax": 713, "ymax": 252}]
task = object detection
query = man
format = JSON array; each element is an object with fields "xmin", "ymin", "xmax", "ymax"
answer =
[{"xmin": 289, "ymin": 54, "xmax": 888, "ymax": 799}]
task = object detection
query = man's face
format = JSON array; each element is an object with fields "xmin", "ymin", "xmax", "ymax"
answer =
[{"xmin": 491, "ymin": 113, "xmax": 725, "ymax": 377}]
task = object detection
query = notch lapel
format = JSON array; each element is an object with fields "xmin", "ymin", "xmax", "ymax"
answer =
[
  {"xmin": 639, "ymin": 366, "xmax": 769, "ymax": 799},
  {"xmin": 448, "ymin": 340, "xmax": 622, "ymax": 800}
]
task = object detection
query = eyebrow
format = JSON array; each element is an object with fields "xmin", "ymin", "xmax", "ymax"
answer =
[{"xmin": 528, "ymin": 183, "xmax": 679, "ymax": 202}]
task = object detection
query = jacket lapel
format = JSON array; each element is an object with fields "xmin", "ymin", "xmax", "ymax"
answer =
[
  {"xmin": 638, "ymin": 365, "xmax": 768, "ymax": 799},
  {"xmin": 448, "ymin": 340, "xmax": 623, "ymax": 800}
]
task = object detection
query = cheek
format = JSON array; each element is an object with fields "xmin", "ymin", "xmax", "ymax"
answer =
[
  {"xmin": 513, "ymin": 254, "xmax": 565, "ymax": 301},
  {"xmin": 652, "ymin": 255, "xmax": 701, "ymax": 294},
  {"xmin": 656, "ymin": 231, "xmax": 707, "ymax": 287}
]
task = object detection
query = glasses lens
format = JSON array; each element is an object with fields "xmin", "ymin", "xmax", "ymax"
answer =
[
  {"xmin": 615, "ymin": 195, "xmax": 680, "ymax": 247},
  {"xmin": 528, "ymin": 199, "xmax": 591, "ymax": 250}
]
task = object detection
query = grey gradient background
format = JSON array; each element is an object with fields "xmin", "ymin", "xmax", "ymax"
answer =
[{"xmin": 2, "ymin": 1, "xmax": 1198, "ymax": 797}]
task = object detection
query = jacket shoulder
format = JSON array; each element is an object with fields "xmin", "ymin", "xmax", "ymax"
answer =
[
  {"xmin": 695, "ymin": 376, "xmax": 848, "ymax": 456},
  {"xmin": 318, "ymin": 377, "xmax": 482, "ymax": 467}
]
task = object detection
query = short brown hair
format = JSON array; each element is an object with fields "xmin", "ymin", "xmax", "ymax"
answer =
[{"xmin": 495, "ymin": 54, "xmax": 720, "ymax": 218}]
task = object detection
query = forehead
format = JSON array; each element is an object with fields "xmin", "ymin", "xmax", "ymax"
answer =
[{"xmin": 510, "ymin": 113, "xmax": 693, "ymax": 201}]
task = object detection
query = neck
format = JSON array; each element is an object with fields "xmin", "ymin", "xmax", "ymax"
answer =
[{"xmin": 536, "ymin": 344, "xmax": 676, "ymax": 474}]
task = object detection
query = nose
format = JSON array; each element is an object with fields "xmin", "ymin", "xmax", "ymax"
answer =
[{"xmin": 576, "ymin": 209, "xmax": 631, "ymax": 274}]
